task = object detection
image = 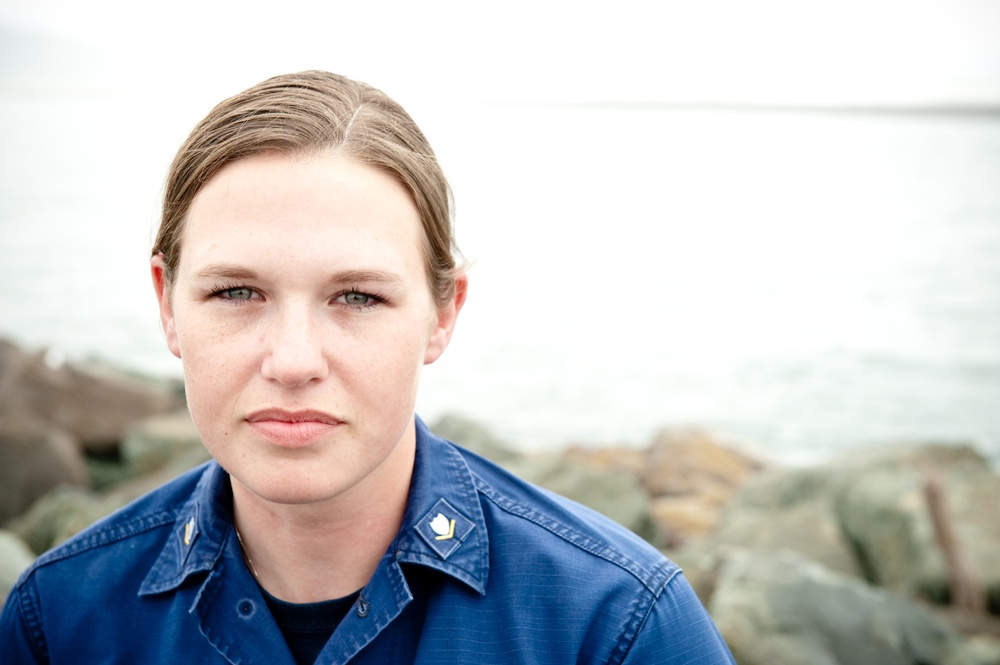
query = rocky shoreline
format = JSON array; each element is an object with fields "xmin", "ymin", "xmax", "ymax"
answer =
[{"xmin": 2, "ymin": 338, "xmax": 998, "ymax": 664}]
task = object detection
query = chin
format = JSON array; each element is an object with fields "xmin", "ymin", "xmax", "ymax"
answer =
[
  {"xmin": 257, "ymin": 479, "xmax": 354, "ymax": 506},
  {"xmin": 225, "ymin": 459, "xmax": 351, "ymax": 506},
  {"xmin": 278, "ymin": 467, "xmax": 357, "ymax": 500}
]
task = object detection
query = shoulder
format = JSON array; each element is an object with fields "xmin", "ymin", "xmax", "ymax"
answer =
[
  {"xmin": 456, "ymin": 443, "xmax": 678, "ymax": 594},
  {"xmin": 419, "ymin": 439, "xmax": 736, "ymax": 663},
  {"xmin": 12, "ymin": 462, "xmax": 213, "ymax": 590},
  {"xmin": 1, "ymin": 463, "xmax": 218, "ymax": 663}
]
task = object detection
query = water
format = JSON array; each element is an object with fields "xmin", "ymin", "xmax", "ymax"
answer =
[{"xmin": 2, "ymin": 94, "xmax": 999, "ymax": 464}]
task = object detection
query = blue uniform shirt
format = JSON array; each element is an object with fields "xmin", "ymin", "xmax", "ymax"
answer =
[{"xmin": 1, "ymin": 417, "xmax": 735, "ymax": 664}]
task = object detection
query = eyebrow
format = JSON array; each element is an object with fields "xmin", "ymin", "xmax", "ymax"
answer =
[
  {"xmin": 192, "ymin": 264, "xmax": 405, "ymax": 285},
  {"xmin": 329, "ymin": 269, "xmax": 405, "ymax": 286},
  {"xmin": 193, "ymin": 265, "xmax": 259, "ymax": 281}
]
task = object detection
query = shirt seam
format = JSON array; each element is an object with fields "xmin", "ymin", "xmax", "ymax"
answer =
[
  {"xmin": 613, "ymin": 567, "xmax": 685, "ymax": 665},
  {"xmin": 14, "ymin": 574, "xmax": 49, "ymax": 663},
  {"xmin": 475, "ymin": 473, "xmax": 678, "ymax": 664},
  {"xmin": 21, "ymin": 508, "xmax": 181, "ymax": 577},
  {"xmin": 474, "ymin": 478, "xmax": 673, "ymax": 595}
]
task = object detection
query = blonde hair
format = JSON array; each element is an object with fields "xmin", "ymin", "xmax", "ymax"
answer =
[{"xmin": 153, "ymin": 70, "xmax": 459, "ymax": 306}]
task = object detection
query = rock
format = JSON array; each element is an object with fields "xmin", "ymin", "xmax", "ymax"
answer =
[
  {"xmin": 834, "ymin": 445, "xmax": 1000, "ymax": 609},
  {"xmin": 0, "ymin": 338, "xmax": 182, "ymax": 453},
  {"xmin": 696, "ymin": 442, "xmax": 1000, "ymax": 613},
  {"xmin": 0, "ymin": 530, "xmax": 35, "ymax": 605},
  {"xmin": 641, "ymin": 428, "xmax": 764, "ymax": 545},
  {"xmin": 6, "ymin": 486, "xmax": 112, "ymax": 554},
  {"xmin": 962, "ymin": 635, "xmax": 1000, "ymax": 665},
  {"xmin": 563, "ymin": 445, "xmax": 648, "ymax": 478},
  {"xmin": 430, "ymin": 418, "xmax": 758, "ymax": 548},
  {"xmin": 86, "ymin": 452, "xmax": 139, "ymax": 492},
  {"xmin": 650, "ymin": 484, "xmax": 734, "ymax": 548},
  {"xmin": 122, "ymin": 409, "xmax": 208, "ymax": 475},
  {"xmin": 697, "ymin": 465, "xmax": 865, "ymax": 578},
  {"xmin": 430, "ymin": 413, "xmax": 522, "ymax": 464},
  {"xmin": 709, "ymin": 548, "xmax": 975, "ymax": 665},
  {"xmin": 0, "ymin": 412, "xmax": 90, "ymax": 523},
  {"xmin": 502, "ymin": 454, "xmax": 660, "ymax": 546},
  {"xmin": 105, "ymin": 447, "xmax": 213, "ymax": 506},
  {"xmin": 642, "ymin": 427, "xmax": 763, "ymax": 497},
  {"xmin": 835, "ymin": 465, "xmax": 943, "ymax": 598},
  {"xmin": 6, "ymin": 443, "xmax": 212, "ymax": 557}
]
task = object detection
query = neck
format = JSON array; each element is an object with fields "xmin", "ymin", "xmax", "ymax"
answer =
[{"xmin": 231, "ymin": 427, "xmax": 416, "ymax": 603}]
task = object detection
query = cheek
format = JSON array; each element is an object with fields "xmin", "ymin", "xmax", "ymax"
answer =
[
  {"xmin": 174, "ymin": 318, "xmax": 255, "ymax": 399},
  {"xmin": 175, "ymin": 305, "xmax": 256, "ymax": 356},
  {"xmin": 349, "ymin": 320, "xmax": 430, "ymax": 391}
]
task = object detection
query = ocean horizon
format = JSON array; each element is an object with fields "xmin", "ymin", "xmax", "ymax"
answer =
[{"xmin": 2, "ymin": 94, "xmax": 999, "ymax": 465}]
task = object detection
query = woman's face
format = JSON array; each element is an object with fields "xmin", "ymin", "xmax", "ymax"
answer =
[{"xmin": 152, "ymin": 152, "xmax": 463, "ymax": 506}]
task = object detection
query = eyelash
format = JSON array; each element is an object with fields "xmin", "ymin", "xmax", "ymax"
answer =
[
  {"xmin": 338, "ymin": 287, "xmax": 387, "ymax": 311},
  {"xmin": 209, "ymin": 282, "xmax": 258, "ymax": 305},
  {"xmin": 207, "ymin": 283, "xmax": 387, "ymax": 311}
]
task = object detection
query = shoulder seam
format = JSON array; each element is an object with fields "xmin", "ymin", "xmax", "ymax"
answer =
[
  {"xmin": 20, "ymin": 508, "xmax": 180, "ymax": 578},
  {"xmin": 611, "ymin": 568, "xmax": 687, "ymax": 665},
  {"xmin": 474, "ymin": 478, "xmax": 673, "ymax": 595},
  {"xmin": 11, "ymin": 575, "xmax": 49, "ymax": 662}
]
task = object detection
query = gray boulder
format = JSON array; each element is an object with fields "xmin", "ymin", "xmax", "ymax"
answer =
[
  {"xmin": 122, "ymin": 409, "xmax": 208, "ymax": 475},
  {"xmin": 963, "ymin": 636, "xmax": 1000, "ymax": 665},
  {"xmin": 105, "ymin": 445, "xmax": 214, "ymax": 507},
  {"xmin": 0, "ymin": 338, "xmax": 181, "ymax": 453},
  {"xmin": 710, "ymin": 548, "xmax": 975, "ymax": 665},
  {"xmin": 835, "ymin": 464, "xmax": 943, "ymax": 598},
  {"xmin": 696, "ymin": 465, "xmax": 864, "ymax": 578},
  {"xmin": 6, "ymin": 442, "xmax": 214, "ymax": 557},
  {"xmin": 430, "ymin": 415, "xmax": 658, "ymax": 544},
  {"xmin": 502, "ymin": 454, "xmax": 660, "ymax": 546},
  {"xmin": 6, "ymin": 486, "xmax": 111, "ymax": 554},
  {"xmin": 0, "ymin": 530, "xmax": 35, "ymax": 605},
  {"xmin": 697, "ymin": 443, "xmax": 1000, "ymax": 612},
  {"xmin": 834, "ymin": 445, "xmax": 1000, "ymax": 609},
  {"xmin": 0, "ymin": 413, "xmax": 90, "ymax": 523},
  {"xmin": 430, "ymin": 413, "xmax": 522, "ymax": 464}
]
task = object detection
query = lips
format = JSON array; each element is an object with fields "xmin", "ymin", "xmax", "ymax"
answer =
[{"xmin": 245, "ymin": 409, "xmax": 343, "ymax": 448}]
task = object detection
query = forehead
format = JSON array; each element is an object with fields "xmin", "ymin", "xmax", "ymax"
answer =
[
  {"xmin": 188, "ymin": 152, "xmax": 414, "ymax": 230},
  {"xmin": 179, "ymin": 152, "xmax": 427, "ymax": 277}
]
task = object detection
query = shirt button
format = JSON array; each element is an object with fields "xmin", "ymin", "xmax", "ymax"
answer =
[
  {"xmin": 356, "ymin": 594, "xmax": 370, "ymax": 618},
  {"xmin": 238, "ymin": 599, "xmax": 255, "ymax": 618}
]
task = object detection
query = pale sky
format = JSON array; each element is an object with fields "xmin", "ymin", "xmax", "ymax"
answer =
[{"xmin": 2, "ymin": 0, "xmax": 999, "ymax": 107}]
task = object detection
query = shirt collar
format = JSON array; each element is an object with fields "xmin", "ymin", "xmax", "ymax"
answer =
[
  {"xmin": 139, "ymin": 416, "xmax": 489, "ymax": 597},
  {"xmin": 393, "ymin": 416, "xmax": 489, "ymax": 594},
  {"xmin": 138, "ymin": 461, "xmax": 233, "ymax": 596}
]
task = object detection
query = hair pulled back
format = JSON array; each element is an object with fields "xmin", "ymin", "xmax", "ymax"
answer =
[{"xmin": 153, "ymin": 70, "xmax": 458, "ymax": 306}]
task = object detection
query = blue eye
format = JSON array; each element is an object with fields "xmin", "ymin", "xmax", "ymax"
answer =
[
  {"xmin": 221, "ymin": 287, "xmax": 254, "ymax": 300},
  {"xmin": 337, "ymin": 289, "xmax": 385, "ymax": 310},
  {"xmin": 344, "ymin": 292, "xmax": 372, "ymax": 306},
  {"xmin": 209, "ymin": 284, "xmax": 258, "ymax": 303}
]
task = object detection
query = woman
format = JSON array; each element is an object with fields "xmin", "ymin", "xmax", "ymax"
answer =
[{"xmin": 1, "ymin": 71, "xmax": 735, "ymax": 664}]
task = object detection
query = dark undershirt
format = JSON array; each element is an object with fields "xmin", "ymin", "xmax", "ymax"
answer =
[{"xmin": 260, "ymin": 585, "xmax": 360, "ymax": 665}]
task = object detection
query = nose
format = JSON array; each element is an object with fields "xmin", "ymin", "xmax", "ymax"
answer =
[{"xmin": 260, "ymin": 304, "xmax": 329, "ymax": 387}]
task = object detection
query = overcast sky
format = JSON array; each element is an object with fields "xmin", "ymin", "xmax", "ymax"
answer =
[{"xmin": 2, "ymin": 0, "xmax": 999, "ymax": 107}]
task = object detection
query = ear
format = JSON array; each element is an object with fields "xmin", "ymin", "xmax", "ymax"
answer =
[
  {"xmin": 151, "ymin": 254, "xmax": 182, "ymax": 359},
  {"xmin": 424, "ymin": 271, "xmax": 468, "ymax": 365}
]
